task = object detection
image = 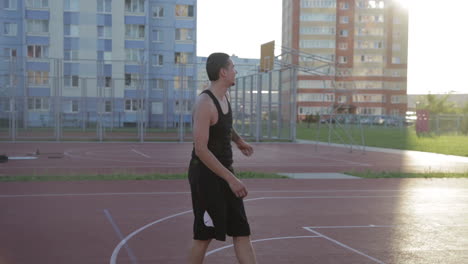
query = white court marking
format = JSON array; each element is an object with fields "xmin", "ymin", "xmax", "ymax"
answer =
[
  {"xmin": 304, "ymin": 227, "xmax": 385, "ymax": 264},
  {"xmin": 60, "ymin": 144, "xmax": 372, "ymax": 167},
  {"xmin": 131, "ymin": 149, "xmax": 151, "ymax": 159},
  {"xmin": 108, "ymin": 195, "xmax": 411, "ymax": 264},
  {"xmin": 7, "ymin": 156, "xmax": 38, "ymax": 160},
  {"xmin": 205, "ymin": 236, "xmax": 321, "ymax": 256}
]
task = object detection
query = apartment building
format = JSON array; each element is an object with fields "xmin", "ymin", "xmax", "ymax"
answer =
[
  {"xmin": 0, "ymin": 0, "xmax": 197, "ymax": 128},
  {"xmin": 282, "ymin": 0, "xmax": 408, "ymax": 119}
]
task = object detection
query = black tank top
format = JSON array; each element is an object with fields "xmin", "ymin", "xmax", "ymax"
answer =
[{"xmin": 191, "ymin": 90, "xmax": 233, "ymax": 167}]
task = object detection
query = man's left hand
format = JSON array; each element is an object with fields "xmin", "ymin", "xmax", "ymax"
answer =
[{"xmin": 236, "ymin": 141, "xmax": 253, "ymax": 157}]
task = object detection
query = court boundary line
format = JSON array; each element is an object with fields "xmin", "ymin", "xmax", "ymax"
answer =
[
  {"xmin": 104, "ymin": 209, "xmax": 139, "ymax": 264},
  {"xmin": 303, "ymin": 227, "xmax": 385, "ymax": 264},
  {"xmin": 205, "ymin": 236, "xmax": 321, "ymax": 256},
  {"xmin": 108, "ymin": 196, "xmax": 404, "ymax": 264}
]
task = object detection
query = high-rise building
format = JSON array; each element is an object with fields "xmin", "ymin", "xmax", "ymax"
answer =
[
  {"xmin": 282, "ymin": 0, "xmax": 408, "ymax": 120},
  {"xmin": 0, "ymin": 0, "xmax": 197, "ymax": 128}
]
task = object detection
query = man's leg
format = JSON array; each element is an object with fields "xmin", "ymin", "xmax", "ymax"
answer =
[
  {"xmin": 189, "ymin": 239, "xmax": 212, "ymax": 264},
  {"xmin": 233, "ymin": 236, "xmax": 257, "ymax": 264}
]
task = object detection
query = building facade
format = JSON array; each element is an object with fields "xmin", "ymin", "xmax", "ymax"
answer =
[
  {"xmin": 0, "ymin": 0, "xmax": 197, "ymax": 128},
  {"xmin": 282, "ymin": 0, "xmax": 408, "ymax": 120}
]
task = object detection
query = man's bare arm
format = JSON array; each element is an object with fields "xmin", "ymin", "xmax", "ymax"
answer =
[
  {"xmin": 193, "ymin": 95, "xmax": 247, "ymax": 198},
  {"xmin": 231, "ymin": 127, "xmax": 242, "ymax": 144},
  {"xmin": 231, "ymin": 128, "xmax": 253, "ymax": 157}
]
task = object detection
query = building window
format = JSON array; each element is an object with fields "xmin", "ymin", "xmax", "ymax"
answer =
[
  {"xmin": 339, "ymin": 16, "xmax": 349, "ymax": 24},
  {"xmin": 27, "ymin": 19, "xmax": 49, "ymax": 34},
  {"xmin": 97, "ymin": 26, "xmax": 112, "ymax": 38},
  {"xmin": 301, "ymin": 0, "xmax": 336, "ymax": 8},
  {"xmin": 125, "ymin": 49, "xmax": 143, "ymax": 62},
  {"xmin": 151, "ymin": 78, "xmax": 164, "ymax": 90},
  {"xmin": 125, "ymin": 99, "xmax": 145, "ymax": 111},
  {"xmin": 125, "ymin": 73, "xmax": 139, "ymax": 88},
  {"xmin": 27, "ymin": 45, "xmax": 49, "ymax": 59},
  {"xmin": 97, "ymin": 0, "xmax": 111, "ymax": 13},
  {"xmin": 125, "ymin": 24, "xmax": 145, "ymax": 39},
  {"xmin": 338, "ymin": 56, "xmax": 347, "ymax": 64},
  {"xmin": 175, "ymin": 5, "xmax": 194, "ymax": 18},
  {"xmin": 28, "ymin": 97, "xmax": 49, "ymax": 111},
  {"xmin": 175, "ymin": 52, "xmax": 193, "ymax": 64},
  {"xmin": 4, "ymin": 0, "xmax": 17, "ymax": 9},
  {"xmin": 152, "ymin": 6, "xmax": 164, "ymax": 18},
  {"xmin": 391, "ymin": 95, "xmax": 406, "ymax": 104},
  {"xmin": 97, "ymin": 51, "xmax": 112, "ymax": 61},
  {"xmin": 300, "ymin": 14, "xmax": 336, "ymax": 22},
  {"xmin": 64, "ymin": 24, "xmax": 79, "ymax": 37},
  {"xmin": 3, "ymin": 22, "xmax": 17, "ymax": 36},
  {"xmin": 339, "ymin": 29, "xmax": 348, "ymax": 37},
  {"xmin": 174, "ymin": 76, "xmax": 193, "ymax": 90},
  {"xmin": 125, "ymin": 0, "xmax": 145, "ymax": 13},
  {"xmin": 338, "ymin": 42, "xmax": 348, "ymax": 50},
  {"xmin": 175, "ymin": 28, "xmax": 193, "ymax": 41},
  {"xmin": 353, "ymin": 94, "xmax": 385, "ymax": 103},
  {"xmin": 105, "ymin": 76, "xmax": 112, "ymax": 87},
  {"xmin": 68, "ymin": 100, "xmax": 79, "ymax": 113},
  {"xmin": 392, "ymin": 57, "xmax": 401, "ymax": 64},
  {"xmin": 64, "ymin": 75, "xmax": 79, "ymax": 87},
  {"xmin": 64, "ymin": 0, "xmax": 79, "ymax": 11},
  {"xmin": 152, "ymin": 29, "xmax": 163, "ymax": 42},
  {"xmin": 26, "ymin": 0, "xmax": 48, "ymax": 8},
  {"xmin": 64, "ymin": 49, "xmax": 79, "ymax": 61},
  {"xmin": 390, "ymin": 109, "xmax": 400, "ymax": 116},
  {"xmin": 339, "ymin": 2, "xmax": 349, "ymax": 9},
  {"xmin": 105, "ymin": 100, "xmax": 112, "ymax": 112},
  {"xmin": 4, "ymin": 48, "xmax": 17, "ymax": 58},
  {"xmin": 28, "ymin": 71, "xmax": 49, "ymax": 85},
  {"xmin": 152, "ymin": 54, "xmax": 163, "ymax": 66},
  {"xmin": 300, "ymin": 26, "xmax": 335, "ymax": 35}
]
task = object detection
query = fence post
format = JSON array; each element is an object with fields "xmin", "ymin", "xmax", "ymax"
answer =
[{"xmin": 255, "ymin": 73, "xmax": 262, "ymax": 142}]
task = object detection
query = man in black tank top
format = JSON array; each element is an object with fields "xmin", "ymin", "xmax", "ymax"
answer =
[{"xmin": 188, "ymin": 53, "xmax": 257, "ymax": 264}]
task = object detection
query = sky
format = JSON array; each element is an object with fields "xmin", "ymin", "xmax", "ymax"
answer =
[{"xmin": 197, "ymin": 0, "xmax": 468, "ymax": 95}]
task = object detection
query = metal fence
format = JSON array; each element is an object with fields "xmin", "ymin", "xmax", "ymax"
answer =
[
  {"xmin": 0, "ymin": 57, "xmax": 297, "ymax": 142},
  {"xmin": 232, "ymin": 67, "xmax": 297, "ymax": 141}
]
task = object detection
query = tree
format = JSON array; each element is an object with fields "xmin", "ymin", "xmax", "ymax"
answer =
[{"xmin": 417, "ymin": 93, "xmax": 457, "ymax": 115}]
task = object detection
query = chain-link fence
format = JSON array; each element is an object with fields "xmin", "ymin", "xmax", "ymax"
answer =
[{"xmin": 0, "ymin": 57, "xmax": 296, "ymax": 142}]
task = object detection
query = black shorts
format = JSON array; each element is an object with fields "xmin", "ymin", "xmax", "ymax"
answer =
[{"xmin": 188, "ymin": 158, "xmax": 251, "ymax": 241}]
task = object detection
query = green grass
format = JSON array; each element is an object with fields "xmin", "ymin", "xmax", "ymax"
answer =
[
  {"xmin": 296, "ymin": 123, "xmax": 468, "ymax": 157},
  {"xmin": 0, "ymin": 171, "xmax": 287, "ymax": 182},
  {"xmin": 347, "ymin": 171, "xmax": 468, "ymax": 178}
]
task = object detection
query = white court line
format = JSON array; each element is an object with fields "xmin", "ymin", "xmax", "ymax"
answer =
[
  {"xmin": 305, "ymin": 225, "xmax": 394, "ymax": 229},
  {"xmin": 303, "ymin": 227, "xmax": 385, "ymax": 264},
  {"xmin": 205, "ymin": 236, "xmax": 321, "ymax": 256},
  {"xmin": 104, "ymin": 209, "xmax": 139, "ymax": 264},
  {"xmin": 110, "ymin": 210, "xmax": 192, "ymax": 264},
  {"xmin": 131, "ymin": 149, "xmax": 151, "ymax": 159},
  {"xmin": 109, "ymin": 196, "xmax": 395, "ymax": 264}
]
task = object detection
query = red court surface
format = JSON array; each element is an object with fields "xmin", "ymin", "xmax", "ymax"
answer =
[
  {"xmin": 1, "ymin": 179, "xmax": 468, "ymax": 263},
  {"xmin": 1, "ymin": 142, "xmax": 468, "ymax": 176}
]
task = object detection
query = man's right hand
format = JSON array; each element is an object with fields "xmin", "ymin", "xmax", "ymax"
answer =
[{"xmin": 228, "ymin": 177, "xmax": 248, "ymax": 199}]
